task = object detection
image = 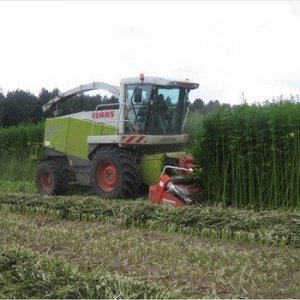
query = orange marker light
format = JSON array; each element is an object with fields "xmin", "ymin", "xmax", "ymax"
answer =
[{"xmin": 140, "ymin": 73, "xmax": 145, "ymax": 82}]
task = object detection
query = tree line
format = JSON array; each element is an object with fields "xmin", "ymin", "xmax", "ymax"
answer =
[
  {"xmin": 0, "ymin": 88, "xmax": 222, "ymax": 128},
  {"xmin": 0, "ymin": 88, "xmax": 119, "ymax": 127}
]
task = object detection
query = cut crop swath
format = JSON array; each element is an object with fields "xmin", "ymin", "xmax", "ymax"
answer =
[
  {"xmin": 0, "ymin": 194, "xmax": 299, "ymax": 247},
  {"xmin": 0, "ymin": 245, "xmax": 175, "ymax": 299}
]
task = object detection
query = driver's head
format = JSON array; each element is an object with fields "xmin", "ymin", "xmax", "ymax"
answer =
[{"xmin": 157, "ymin": 94, "xmax": 164, "ymax": 102}]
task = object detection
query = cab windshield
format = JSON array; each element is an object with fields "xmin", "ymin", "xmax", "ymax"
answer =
[{"xmin": 125, "ymin": 84, "xmax": 189, "ymax": 135}]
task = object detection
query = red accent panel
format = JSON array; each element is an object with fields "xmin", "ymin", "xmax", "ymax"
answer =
[
  {"xmin": 122, "ymin": 135, "xmax": 146, "ymax": 144},
  {"xmin": 135, "ymin": 136, "xmax": 145, "ymax": 144},
  {"xmin": 127, "ymin": 136, "xmax": 136, "ymax": 143}
]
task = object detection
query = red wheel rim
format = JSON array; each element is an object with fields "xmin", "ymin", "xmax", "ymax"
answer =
[
  {"xmin": 97, "ymin": 163, "xmax": 119, "ymax": 192},
  {"xmin": 40, "ymin": 171, "xmax": 53, "ymax": 192}
]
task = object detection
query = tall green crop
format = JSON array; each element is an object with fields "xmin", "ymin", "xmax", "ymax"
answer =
[
  {"xmin": 0, "ymin": 123, "xmax": 44, "ymax": 181},
  {"xmin": 0, "ymin": 123, "xmax": 44, "ymax": 152},
  {"xmin": 193, "ymin": 101, "xmax": 300, "ymax": 210},
  {"xmin": 0, "ymin": 152, "xmax": 36, "ymax": 181}
]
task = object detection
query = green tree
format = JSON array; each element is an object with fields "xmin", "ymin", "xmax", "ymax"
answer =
[
  {"xmin": 3, "ymin": 90, "xmax": 38, "ymax": 126},
  {"xmin": 37, "ymin": 88, "xmax": 60, "ymax": 119},
  {"xmin": 190, "ymin": 98, "xmax": 205, "ymax": 113}
]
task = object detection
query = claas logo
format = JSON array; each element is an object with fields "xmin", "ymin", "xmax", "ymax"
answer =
[{"xmin": 92, "ymin": 111, "xmax": 115, "ymax": 119}]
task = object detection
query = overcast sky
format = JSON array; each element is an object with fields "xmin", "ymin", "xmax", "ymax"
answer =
[{"xmin": 0, "ymin": 1, "xmax": 300, "ymax": 104}]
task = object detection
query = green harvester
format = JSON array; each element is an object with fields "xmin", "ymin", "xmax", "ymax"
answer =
[{"xmin": 36, "ymin": 75, "xmax": 199, "ymax": 199}]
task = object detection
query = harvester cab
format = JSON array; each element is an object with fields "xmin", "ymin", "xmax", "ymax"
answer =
[{"xmin": 37, "ymin": 74, "xmax": 201, "ymax": 206}]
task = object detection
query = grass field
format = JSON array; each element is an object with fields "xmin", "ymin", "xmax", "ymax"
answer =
[{"xmin": 0, "ymin": 183, "xmax": 299, "ymax": 298}]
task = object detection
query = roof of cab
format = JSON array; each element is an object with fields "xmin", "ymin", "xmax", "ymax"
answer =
[{"xmin": 120, "ymin": 76, "xmax": 199, "ymax": 89}]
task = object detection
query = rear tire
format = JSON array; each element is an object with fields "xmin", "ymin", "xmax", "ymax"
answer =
[
  {"xmin": 36, "ymin": 160, "xmax": 68, "ymax": 195},
  {"xmin": 90, "ymin": 147, "xmax": 139, "ymax": 199}
]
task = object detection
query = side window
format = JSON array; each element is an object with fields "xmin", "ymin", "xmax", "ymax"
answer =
[
  {"xmin": 126, "ymin": 84, "xmax": 136, "ymax": 103},
  {"xmin": 125, "ymin": 84, "xmax": 151, "ymax": 104},
  {"xmin": 140, "ymin": 87, "xmax": 152, "ymax": 103},
  {"xmin": 125, "ymin": 84, "xmax": 151, "ymax": 134},
  {"xmin": 157, "ymin": 88, "xmax": 179, "ymax": 107}
]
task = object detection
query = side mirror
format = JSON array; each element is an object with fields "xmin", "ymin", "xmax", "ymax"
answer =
[{"xmin": 134, "ymin": 87, "xmax": 142, "ymax": 103}]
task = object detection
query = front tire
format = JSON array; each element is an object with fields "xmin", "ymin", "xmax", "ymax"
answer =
[
  {"xmin": 90, "ymin": 147, "xmax": 138, "ymax": 199},
  {"xmin": 36, "ymin": 160, "xmax": 68, "ymax": 195}
]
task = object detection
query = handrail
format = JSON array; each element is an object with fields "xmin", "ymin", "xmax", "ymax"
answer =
[{"xmin": 161, "ymin": 165, "xmax": 193, "ymax": 176}]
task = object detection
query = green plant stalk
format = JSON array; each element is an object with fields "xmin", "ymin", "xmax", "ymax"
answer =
[{"xmin": 194, "ymin": 102, "xmax": 300, "ymax": 210}]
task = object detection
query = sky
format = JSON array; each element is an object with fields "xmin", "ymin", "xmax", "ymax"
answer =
[{"xmin": 0, "ymin": 0, "xmax": 300, "ymax": 104}]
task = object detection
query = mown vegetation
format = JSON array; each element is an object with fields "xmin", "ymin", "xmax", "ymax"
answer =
[
  {"xmin": 194, "ymin": 101, "xmax": 300, "ymax": 210},
  {"xmin": 1, "ymin": 209, "xmax": 300, "ymax": 299},
  {"xmin": 0, "ymin": 245, "xmax": 173, "ymax": 299},
  {"xmin": 1, "ymin": 193, "xmax": 299, "ymax": 248}
]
